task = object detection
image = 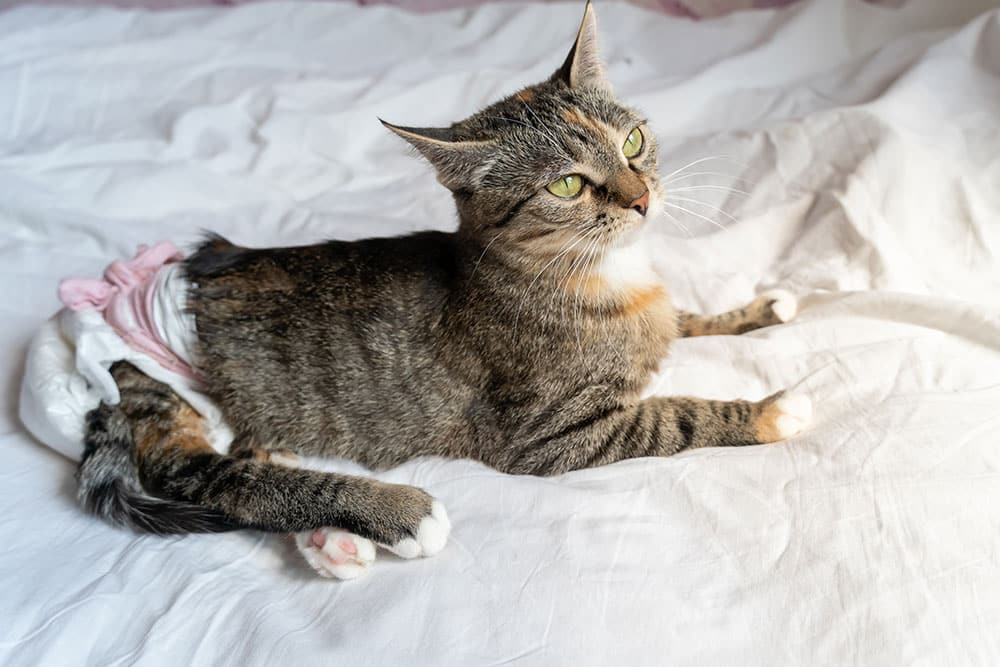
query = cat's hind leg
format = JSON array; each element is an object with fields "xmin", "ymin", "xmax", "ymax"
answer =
[
  {"xmin": 295, "ymin": 528, "xmax": 377, "ymax": 580},
  {"xmin": 78, "ymin": 362, "xmax": 451, "ymax": 576},
  {"xmin": 504, "ymin": 390, "xmax": 813, "ymax": 475},
  {"xmin": 678, "ymin": 289, "xmax": 797, "ymax": 337}
]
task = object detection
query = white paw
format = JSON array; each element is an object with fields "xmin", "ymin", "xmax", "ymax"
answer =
[
  {"xmin": 761, "ymin": 288, "xmax": 798, "ymax": 322},
  {"xmin": 384, "ymin": 500, "xmax": 451, "ymax": 559},
  {"xmin": 773, "ymin": 393, "xmax": 813, "ymax": 438},
  {"xmin": 295, "ymin": 528, "xmax": 376, "ymax": 580}
]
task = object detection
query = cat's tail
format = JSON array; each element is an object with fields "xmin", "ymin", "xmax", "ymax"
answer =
[{"xmin": 76, "ymin": 403, "xmax": 243, "ymax": 535}]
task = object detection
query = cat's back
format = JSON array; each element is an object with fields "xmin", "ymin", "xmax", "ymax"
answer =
[
  {"xmin": 185, "ymin": 231, "xmax": 458, "ymax": 305},
  {"xmin": 185, "ymin": 230, "xmax": 462, "ymax": 372},
  {"xmin": 183, "ymin": 231, "xmax": 475, "ymax": 459}
]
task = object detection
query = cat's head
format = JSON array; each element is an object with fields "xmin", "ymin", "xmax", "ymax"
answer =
[{"xmin": 383, "ymin": 2, "xmax": 660, "ymax": 261}]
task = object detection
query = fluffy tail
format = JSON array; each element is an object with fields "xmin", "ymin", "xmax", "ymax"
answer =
[{"xmin": 76, "ymin": 403, "xmax": 243, "ymax": 535}]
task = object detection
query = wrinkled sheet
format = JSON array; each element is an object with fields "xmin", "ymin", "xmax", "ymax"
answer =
[{"xmin": 2, "ymin": 0, "xmax": 1000, "ymax": 664}]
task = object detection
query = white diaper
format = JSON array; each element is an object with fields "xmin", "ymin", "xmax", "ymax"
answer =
[{"xmin": 19, "ymin": 263, "xmax": 233, "ymax": 461}]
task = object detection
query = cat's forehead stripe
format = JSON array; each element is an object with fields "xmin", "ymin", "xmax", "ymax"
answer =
[{"xmin": 560, "ymin": 108, "xmax": 609, "ymax": 141}]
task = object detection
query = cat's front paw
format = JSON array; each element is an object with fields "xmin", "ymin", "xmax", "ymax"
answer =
[
  {"xmin": 295, "ymin": 485, "xmax": 451, "ymax": 579},
  {"xmin": 295, "ymin": 528, "xmax": 377, "ymax": 580},
  {"xmin": 754, "ymin": 392, "xmax": 813, "ymax": 442},
  {"xmin": 384, "ymin": 500, "xmax": 451, "ymax": 559},
  {"xmin": 757, "ymin": 288, "xmax": 798, "ymax": 324}
]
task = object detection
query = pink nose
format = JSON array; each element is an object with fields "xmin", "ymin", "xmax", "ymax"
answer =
[{"xmin": 628, "ymin": 189, "xmax": 649, "ymax": 216}]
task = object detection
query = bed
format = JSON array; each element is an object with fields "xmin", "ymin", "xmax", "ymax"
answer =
[{"xmin": 2, "ymin": 0, "xmax": 1000, "ymax": 664}]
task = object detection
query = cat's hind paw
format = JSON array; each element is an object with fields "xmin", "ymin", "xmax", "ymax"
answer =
[
  {"xmin": 759, "ymin": 288, "xmax": 798, "ymax": 323},
  {"xmin": 754, "ymin": 392, "xmax": 813, "ymax": 442},
  {"xmin": 295, "ymin": 528, "xmax": 376, "ymax": 580}
]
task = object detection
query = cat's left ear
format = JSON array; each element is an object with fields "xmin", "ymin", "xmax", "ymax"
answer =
[
  {"xmin": 552, "ymin": 1, "xmax": 611, "ymax": 92},
  {"xmin": 381, "ymin": 121, "xmax": 496, "ymax": 191}
]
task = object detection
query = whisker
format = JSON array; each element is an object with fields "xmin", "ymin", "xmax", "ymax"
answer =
[
  {"xmin": 518, "ymin": 100, "xmax": 562, "ymax": 150},
  {"xmin": 660, "ymin": 210, "xmax": 693, "ymax": 237},
  {"xmin": 554, "ymin": 229, "xmax": 598, "ymax": 306},
  {"xmin": 665, "ymin": 196, "xmax": 739, "ymax": 223},
  {"xmin": 486, "ymin": 115, "xmax": 533, "ymax": 130},
  {"xmin": 470, "ymin": 231, "xmax": 505, "ymax": 279},
  {"xmin": 512, "ymin": 231, "xmax": 590, "ymax": 337},
  {"xmin": 667, "ymin": 185, "xmax": 750, "ymax": 197},
  {"xmin": 660, "ymin": 155, "xmax": 737, "ymax": 183},
  {"xmin": 593, "ymin": 241, "xmax": 626, "ymax": 367},
  {"xmin": 556, "ymin": 231, "xmax": 599, "ymax": 326},
  {"xmin": 663, "ymin": 170, "xmax": 757, "ymax": 187},
  {"xmin": 662, "ymin": 201, "xmax": 728, "ymax": 232},
  {"xmin": 572, "ymin": 236, "xmax": 602, "ymax": 355}
]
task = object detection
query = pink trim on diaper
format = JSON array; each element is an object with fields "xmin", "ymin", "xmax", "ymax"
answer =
[{"xmin": 59, "ymin": 242, "xmax": 197, "ymax": 380}]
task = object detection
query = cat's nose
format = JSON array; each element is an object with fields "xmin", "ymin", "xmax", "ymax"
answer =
[{"xmin": 627, "ymin": 189, "xmax": 649, "ymax": 217}]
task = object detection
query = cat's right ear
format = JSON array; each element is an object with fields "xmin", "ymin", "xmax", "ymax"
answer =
[{"xmin": 381, "ymin": 120, "xmax": 496, "ymax": 191}]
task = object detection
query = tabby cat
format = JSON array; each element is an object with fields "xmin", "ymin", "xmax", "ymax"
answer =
[{"xmin": 78, "ymin": 2, "xmax": 810, "ymax": 579}]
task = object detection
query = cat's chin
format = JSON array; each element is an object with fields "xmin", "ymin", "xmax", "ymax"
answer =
[{"xmin": 610, "ymin": 221, "xmax": 649, "ymax": 250}]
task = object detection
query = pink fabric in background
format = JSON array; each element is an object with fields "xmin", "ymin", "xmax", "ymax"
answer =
[{"xmin": 0, "ymin": 0, "xmax": 900, "ymax": 20}]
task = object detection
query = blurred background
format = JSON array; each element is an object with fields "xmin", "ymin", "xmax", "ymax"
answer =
[{"xmin": 0, "ymin": 0, "xmax": 903, "ymax": 17}]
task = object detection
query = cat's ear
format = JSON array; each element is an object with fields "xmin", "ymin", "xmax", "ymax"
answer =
[
  {"xmin": 381, "ymin": 120, "xmax": 496, "ymax": 191},
  {"xmin": 552, "ymin": 1, "xmax": 611, "ymax": 92}
]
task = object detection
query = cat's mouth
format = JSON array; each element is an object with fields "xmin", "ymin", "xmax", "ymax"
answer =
[{"xmin": 614, "ymin": 182, "xmax": 660, "ymax": 233}]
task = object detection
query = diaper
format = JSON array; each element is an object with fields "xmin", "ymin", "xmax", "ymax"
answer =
[{"xmin": 19, "ymin": 242, "xmax": 233, "ymax": 461}]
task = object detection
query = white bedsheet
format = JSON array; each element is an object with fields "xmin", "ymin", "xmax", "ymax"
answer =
[{"xmin": 2, "ymin": 0, "xmax": 1000, "ymax": 664}]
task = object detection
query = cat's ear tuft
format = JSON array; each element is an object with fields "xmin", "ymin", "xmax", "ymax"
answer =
[
  {"xmin": 381, "ymin": 119, "xmax": 496, "ymax": 191},
  {"xmin": 552, "ymin": 1, "xmax": 611, "ymax": 92}
]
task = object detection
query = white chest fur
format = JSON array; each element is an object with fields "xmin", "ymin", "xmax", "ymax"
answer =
[{"xmin": 597, "ymin": 240, "xmax": 662, "ymax": 292}]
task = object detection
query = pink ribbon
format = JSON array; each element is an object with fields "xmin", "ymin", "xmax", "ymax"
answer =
[
  {"xmin": 59, "ymin": 242, "xmax": 183, "ymax": 311},
  {"xmin": 59, "ymin": 242, "xmax": 197, "ymax": 380}
]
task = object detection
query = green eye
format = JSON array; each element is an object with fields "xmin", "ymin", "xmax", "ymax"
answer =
[
  {"xmin": 623, "ymin": 127, "xmax": 644, "ymax": 158},
  {"xmin": 546, "ymin": 174, "xmax": 584, "ymax": 198}
]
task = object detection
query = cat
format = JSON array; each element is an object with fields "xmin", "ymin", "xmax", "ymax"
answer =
[{"xmin": 75, "ymin": 1, "xmax": 810, "ymax": 579}]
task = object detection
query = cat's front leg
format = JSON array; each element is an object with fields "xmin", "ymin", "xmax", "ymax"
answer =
[
  {"xmin": 293, "ymin": 500, "xmax": 450, "ymax": 580},
  {"xmin": 261, "ymin": 448, "xmax": 450, "ymax": 580},
  {"xmin": 677, "ymin": 289, "xmax": 797, "ymax": 337},
  {"xmin": 256, "ymin": 450, "xmax": 375, "ymax": 579}
]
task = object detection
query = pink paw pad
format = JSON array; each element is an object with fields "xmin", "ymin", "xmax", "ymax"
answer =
[
  {"xmin": 310, "ymin": 529, "xmax": 326, "ymax": 549},
  {"xmin": 295, "ymin": 528, "xmax": 377, "ymax": 579}
]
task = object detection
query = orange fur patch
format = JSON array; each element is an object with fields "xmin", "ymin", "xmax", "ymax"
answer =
[
  {"xmin": 136, "ymin": 403, "xmax": 213, "ymax": 457},
  {"xmin": 253, "ymin": 448, "xmax": 301, "ymax": 467},
  {"xmin": 561, "ymin": 108, "xmax": 607, "ymax": 139},
  {"xmin": 562, "ymin": 271, "xmax": 605, "ymax": 296},
  {"xmin": 753, "ymin": 402, "xmax": 785, "ymax": 443},
  {"xmin": 619, "ymin": 285, "xmax": 667, "ymax": 317},
  {"xmin": 514, "ymin": 89, "xmax": 535, "ymax": 103},
  {"xmin": 169, "ymin": 405, "xmax": 213, "ymax": 453}
]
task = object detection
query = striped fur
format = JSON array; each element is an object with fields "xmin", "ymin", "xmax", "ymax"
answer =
[{"xmin": 76, "ymin": 2, "xmax": 807, "ymax": 545}]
